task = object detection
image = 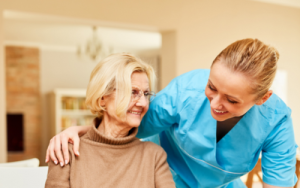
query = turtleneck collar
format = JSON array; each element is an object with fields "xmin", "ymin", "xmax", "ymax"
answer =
[{"xmin": 86, "ymin": 117, "xmax": 139, "ymax": 145}]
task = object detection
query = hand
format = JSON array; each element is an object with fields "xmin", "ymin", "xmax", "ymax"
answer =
[{"xmin": 45, "ymin": 126, "xmax": 89, "ymax": 166}]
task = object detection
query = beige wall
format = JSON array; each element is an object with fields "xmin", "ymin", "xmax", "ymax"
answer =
[
  {"xmin": 1, "ymin": 0, "xmax": 300, "ymax": 162},
  {"xmin": 161, "ymin": 31, "xmax": 177, "ymax": 89},
  {"xmin": 0, "ymin": 6, "xmax": 7, "ymax": 163}
]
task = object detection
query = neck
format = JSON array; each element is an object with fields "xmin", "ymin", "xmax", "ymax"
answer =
[{"xmin": 97, "ymin": 115, "xmax": 132, "ymax": 139}]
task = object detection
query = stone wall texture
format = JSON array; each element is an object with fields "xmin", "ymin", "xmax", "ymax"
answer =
[{"xmin": 5, "ymin": 46, "xmax": 41, "ymax": 163}]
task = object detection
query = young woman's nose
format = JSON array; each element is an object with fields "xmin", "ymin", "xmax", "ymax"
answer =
[{"xmin": 210, "ymin": 95, "xmax": 223, "ymax": 110}]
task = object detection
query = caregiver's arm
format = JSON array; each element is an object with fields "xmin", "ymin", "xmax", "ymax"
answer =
[
  {"xmin": 261, "ymin": 115, "xmax": 298, "ymax": 187},
  {"xmin": 45, "ymin": 125, "xmax": 91, "ymax": 165}
]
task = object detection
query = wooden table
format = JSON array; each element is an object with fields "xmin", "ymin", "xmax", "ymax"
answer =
[{"xmin": 246, "ymin": 154, "xmax": 300, "ymax": 188}]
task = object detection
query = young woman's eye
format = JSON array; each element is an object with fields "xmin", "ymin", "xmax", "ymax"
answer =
[
  {"xmin": 208, "ymin": 84, "xmax": 216, "ymax": 91},
  {"xmin": 227, "ymin": 99, "xmax": 238, "ymax": 104}
]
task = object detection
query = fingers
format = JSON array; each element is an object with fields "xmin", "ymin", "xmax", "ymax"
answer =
[
  {"xmin": 45, "ymin": 144, "xmax": 50, "ymax": 163},
  {"xmin": 45, "ymin": 126, "xmax": 83, "ymax": 166},
  {"xmin": 48, "ymin": 138, "xmax": 58, "ymax": 165},
  {"xmin": 54, "ymin": 135, "xmax": 65, "ymax": 167},
  {"xmin": 61, "ymin": 135, "xmax": 69, "ymax": 165},
  {"xmin": 72, "ymin": 135, "xmax": 80, "ymax": 156}
]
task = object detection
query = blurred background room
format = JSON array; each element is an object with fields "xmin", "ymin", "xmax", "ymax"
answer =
[{"xmin": 0, "ymin": 0, "xmax": 299, "ymax": 187}]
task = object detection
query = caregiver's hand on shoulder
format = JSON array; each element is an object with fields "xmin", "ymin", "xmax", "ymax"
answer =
[{"xmin": 45, "ymin": 125, "xmax": 91, "ymax": 166}]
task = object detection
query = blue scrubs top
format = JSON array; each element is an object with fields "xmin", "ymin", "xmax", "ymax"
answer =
[{"xmin": 137, "ymin": 69, "xmax": 298, "ymax": 188}]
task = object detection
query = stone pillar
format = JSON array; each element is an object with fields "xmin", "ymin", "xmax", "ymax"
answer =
[{"xmin": 6, "ymin": 46, "xmax": 41, "ymax": 162}]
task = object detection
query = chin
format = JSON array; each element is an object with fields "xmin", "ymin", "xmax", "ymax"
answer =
[{"xmin": 127, "ymin": 121, "xmax": 141, "ymax": 128}]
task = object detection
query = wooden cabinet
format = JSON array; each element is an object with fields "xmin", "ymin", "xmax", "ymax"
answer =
[{"xmin": 49, "ymin": 89, "xmax": 96, "ymax": 137}]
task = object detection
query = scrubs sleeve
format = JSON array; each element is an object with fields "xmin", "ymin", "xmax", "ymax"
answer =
[
  {"xmin": 261, "ymin": 115, "xmax": 298, "ymax": 187},
  {"xmin": 137, "ymin": 78, "xmax": 181, "ymax": 138}
]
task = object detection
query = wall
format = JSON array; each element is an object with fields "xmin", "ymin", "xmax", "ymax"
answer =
[
  {"xmin": 5, "ymin": 46, "xmax": 41, "ymax": 162},
  {"xmin": 161, "ymin": 31, "xmax": 177, "ymax": 89},
  {"xmin": 0, "ymin": 6, "xmax": 7, "ymax": 163}
]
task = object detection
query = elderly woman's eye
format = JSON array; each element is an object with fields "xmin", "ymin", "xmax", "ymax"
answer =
[{"xmin": 132, "ymin": 89, "xmax": 139, "ymax": 95}]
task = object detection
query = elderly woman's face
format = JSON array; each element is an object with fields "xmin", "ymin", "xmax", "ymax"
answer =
[
  {"xmin": 102, "ymin": 72, "xmax": 150, "ymax": 128},
  {"xmin": 205, "ymin": 60, "xmax": 259, "ymax": 121}
]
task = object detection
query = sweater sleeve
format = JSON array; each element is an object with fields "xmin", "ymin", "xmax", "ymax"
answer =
[
  {"xmin": 155, "ymin": 148, "xmax": 176, "ymax": 188},
  {"xmin": 45, "ymin": 147, "xmax": 73, "ymax": 188}
]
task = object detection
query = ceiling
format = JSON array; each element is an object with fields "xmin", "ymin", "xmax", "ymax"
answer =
[
  {"xmin": 252, "ymin": 0, "xmax": 300, "ymax": 8},
  {"xmin": 4, "ymin": 11, "xmax": 161, "ymax": 54},
  {"xmin": 3, "ymin": 0, "xmax": 299, "ymax": 53}
]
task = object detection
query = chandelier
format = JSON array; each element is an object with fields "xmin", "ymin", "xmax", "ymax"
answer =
[{"xmin": 77, "ymin": 26, "xmax": 113, "ymax": 61}]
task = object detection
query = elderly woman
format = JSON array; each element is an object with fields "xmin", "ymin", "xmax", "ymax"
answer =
[{"xmin": 45, "ymin": 53, "xmax": 176, "ymax": 188}]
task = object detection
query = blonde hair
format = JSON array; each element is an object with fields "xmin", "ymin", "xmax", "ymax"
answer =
[
  {"xmin": 212, "ymin": 38, "xmax": 279, "ymax": 100},
  {"xmin": 85, "ymin": 53, "xmax": 156, "ymax": 118}
]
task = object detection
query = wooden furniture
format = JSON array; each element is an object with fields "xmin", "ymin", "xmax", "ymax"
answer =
[
  {"xmin": 246, "ymin": 155, "xmax": 300, "ymax": 188},
  {"xmin": 49, "ymin": 89, "xmax": 96, "ymax": 137},
  {"xmin": 245, "ymin": 159, "xmax": 263, "ymax": 188}
]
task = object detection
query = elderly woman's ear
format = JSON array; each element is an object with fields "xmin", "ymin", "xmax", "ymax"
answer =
[{"xmin": 98, "ymin": 97, "xmax": 106, "ymax": 108}]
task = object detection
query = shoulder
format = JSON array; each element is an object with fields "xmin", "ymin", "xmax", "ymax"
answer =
[
  {"xmin": 155, "ymin": 69, "xmax": 209, "ymax": 101},
  {"xmin": 172, "ymin": 69, "xmax": 210, "ymax": 90},
  {"xmin": 264, "ymin": 93, "xmax": 291, "ymax": 114},
  {"xmin": 148, "ymin": 69, "xmax": 209, "ymax": 114},
  {"xmin": 259, "ymin": 93, "xmax": 291, "ymax": 125},
  {"xmin": 67, "ymin": 143, "xmax": 77, "ymax": 162},
  {"xmin": 175, "ymin": 69, "xmax": 210, "ymax": 80},
  {"xmin": 139, "ymin": 141, "xmax": 167, "ymax": 157},
  {"xmin": 67, "ymin": 143, "xmax": 76, "ymax": 154}
]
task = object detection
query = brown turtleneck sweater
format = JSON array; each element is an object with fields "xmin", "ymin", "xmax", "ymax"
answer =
[{"xmin": 45, "ymin": 123, "xmax": 175, "ymax": 188}]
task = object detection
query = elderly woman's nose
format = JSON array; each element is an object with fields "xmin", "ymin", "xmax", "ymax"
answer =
[{"xmin": 136, "ymin": 96, "xmax": 149, "ymax": 106}]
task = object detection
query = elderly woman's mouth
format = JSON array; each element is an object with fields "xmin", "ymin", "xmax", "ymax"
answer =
[{"xmin": 128, "ymin": 110, "xmax": 142, "ymax": 115}]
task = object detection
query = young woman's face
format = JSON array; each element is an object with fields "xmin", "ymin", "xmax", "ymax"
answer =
[
  {"xmin": 102, "ymin": 72, "xmax": 150, "ymax": 128},
  {"xmin": 205, "ymin": 60, "xmax": 258, "ymax": 121}
]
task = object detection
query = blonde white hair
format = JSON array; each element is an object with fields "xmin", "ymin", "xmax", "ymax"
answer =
[{"xmin": 85, "ymin": 53, "xmax": 156, "ymax": 118}]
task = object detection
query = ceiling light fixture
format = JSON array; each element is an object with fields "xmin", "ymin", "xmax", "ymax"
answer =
[{"xmin": 77, "ymin": 26, "xmax": 113, "ymax": 61}]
